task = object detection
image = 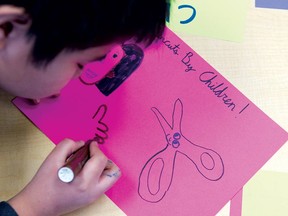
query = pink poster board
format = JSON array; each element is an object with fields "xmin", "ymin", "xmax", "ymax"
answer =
[
  {"xmin": 230, "ymin": 189, "xmax": 243, "ymax": 216},
  {"xmin": 13, "ymin": 28, "xmax": 288, "ymax": 216}
]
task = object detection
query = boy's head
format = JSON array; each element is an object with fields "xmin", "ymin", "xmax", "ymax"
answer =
[{"xmin": 0, "ymin": 0, "xmax": 167, "ymax": 100}]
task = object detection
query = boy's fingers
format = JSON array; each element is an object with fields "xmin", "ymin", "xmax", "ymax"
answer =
[
  {"xmin": 88, "ymin": 141, "xmax": 100, "ymax": 157},
  {"xmin": 96, "ymin": 160, "xmax": 121, "ymax": 193},
  {"xmin": 79, "ymin": 142, "xmax": 108, "ymax": 180},
  {"xmin": 88, "ymin": 142, "xmax": 121, "ymax": 181},
  {"xmin": 103, "ymin": 161, "xmax": 121, "ymax": 179},
  {"xmin": 78, "ymin": 142, "xmax": 121, "ymax": 191},
  {"xmin": 50, "ymin": 138, "xmax": 85, "ymax": 163}
]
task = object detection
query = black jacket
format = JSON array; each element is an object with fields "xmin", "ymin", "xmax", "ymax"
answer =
[{"xmin": 0, "ymin": 202, "xmax": 18, "ymax": 216}]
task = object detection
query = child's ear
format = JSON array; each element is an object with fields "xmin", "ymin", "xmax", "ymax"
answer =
[{"xmin": 0, "ymin": 5, "xmax": 29, "ymax": 49}]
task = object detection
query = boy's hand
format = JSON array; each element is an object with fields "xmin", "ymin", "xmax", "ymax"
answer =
[{"xmin": 8, "ymin": 139, "xmax": 121, "ymax": 216}]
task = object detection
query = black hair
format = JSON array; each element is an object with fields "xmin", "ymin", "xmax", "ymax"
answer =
[{"xmin": 2, "ymin": 0, "xmax": 168, "ymax": 66}]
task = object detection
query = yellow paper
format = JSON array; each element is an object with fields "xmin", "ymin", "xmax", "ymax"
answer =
[
  {"xmin": 243, "ymin": 171, "xmax": 288, "ymax": 216},
  {"xmin": 167, "ymin": 0, "xmax": 249, "ymax": 42}
]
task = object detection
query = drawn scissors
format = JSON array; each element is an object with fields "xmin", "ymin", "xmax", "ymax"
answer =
[{"xmin": 138, "ymin": 99, "xmax": 224, "ymax": 203}]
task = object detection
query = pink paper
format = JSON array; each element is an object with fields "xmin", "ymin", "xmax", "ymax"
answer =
[
  {"xmin": 13, "ymin": 28, "xmax": 288, "ymax": 216},
  {"xmin": 230, "ymin": 189, "xmax": 243, "ymax": 216}
]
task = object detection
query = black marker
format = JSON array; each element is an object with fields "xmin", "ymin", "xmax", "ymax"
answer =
[{"xmin": 58, "ymin": 141, "xmax": 91, "ymax": 183}]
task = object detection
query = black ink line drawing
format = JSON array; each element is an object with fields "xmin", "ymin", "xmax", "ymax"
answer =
[
  {"xmin": 90, "ymin": 104, "xmax": 108, "ymax": 144},
  {"xmin": 166, "ymin": 4, "xmax": 197, "ymax": 24},
  {"xmin": 178, "ymin": 5, "xmax": 196, "ymax": 24},
  {"xmin": 138, "ymin": 99, "xmax": 224, "ymax": 203},
  {"xmin": 96, "ymin": 44, "xmax": 144, "ymax": 96}
]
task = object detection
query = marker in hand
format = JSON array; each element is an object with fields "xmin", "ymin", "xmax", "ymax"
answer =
[{"xmin": 58, "ymin": 140, "xmax": 92, "ymax": 183}]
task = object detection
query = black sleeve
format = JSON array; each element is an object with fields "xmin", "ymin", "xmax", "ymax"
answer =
[{"xmin": 0, "ymin": 201, "xmax": 18, "ymax": 216}]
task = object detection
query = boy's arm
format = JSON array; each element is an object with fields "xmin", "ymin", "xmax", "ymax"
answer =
[{"xmin": 7, "ymin": 139, "xmax": 121, "ymax": 216}]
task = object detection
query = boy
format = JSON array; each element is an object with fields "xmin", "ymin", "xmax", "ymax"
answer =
[{"xmin": 0, "ymin": 1, "xmax": 167, "ymax": 215}]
